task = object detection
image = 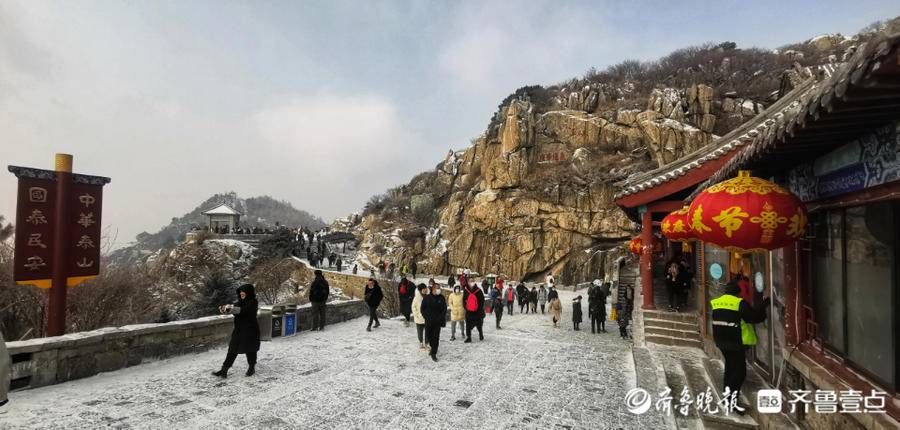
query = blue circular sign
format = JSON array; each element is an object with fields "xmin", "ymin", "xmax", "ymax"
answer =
[{"xmin": 709, "ymin": 263, "xmax": 723, "ymax": 280}]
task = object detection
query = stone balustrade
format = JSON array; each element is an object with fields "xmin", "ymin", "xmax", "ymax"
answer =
[{"xmin": 6, "ymin": 299, "xmax": 367, "ymax": 391}]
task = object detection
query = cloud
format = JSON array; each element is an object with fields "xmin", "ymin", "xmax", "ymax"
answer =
[{"xmin": 252, "ymin": 93, "xmax": 420, "ymax": 214}]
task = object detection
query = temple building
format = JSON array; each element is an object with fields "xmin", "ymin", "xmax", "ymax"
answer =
[
  {"xmin": 202, "ymin": 203, "xmax": 242, "ymax": 233},
  {"xmin": 615, "ymin": 34, "xmax": 900, "ymax": 429}
]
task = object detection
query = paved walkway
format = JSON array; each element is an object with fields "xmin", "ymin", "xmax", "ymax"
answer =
[{"xmin": 1, "ymin": 290, "xmax": 669, "ymax": 429}]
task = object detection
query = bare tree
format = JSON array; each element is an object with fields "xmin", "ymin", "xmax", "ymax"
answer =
[{"xmin": 250, "ymin": 258, "xmax": 296, "ymax": 305}]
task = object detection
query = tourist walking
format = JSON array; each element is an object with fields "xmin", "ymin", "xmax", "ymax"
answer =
[
  {"xmin": 448, "ymin": 285, "xmax": 466, "ymax": 340},
  {"xmin": 588, "ymin": 280, "xmax": 610, "ymax": 333},
  {"xmin": 213, "ymin": 284, "xmax": 260, "ymax": 378},
  {"xmin": 421, "ymin": 282, "xmax": 448, "ymax": 362},
  {"xmin": 493, "ymin": 285, "xmax": 504, "ymax": 329},
  {"xmin": 0, "ymin": 329, "xmax": 9, "ymax": 415},
  {"xmin": 516, "ymin": 283, "xmax": 528, "ymax": 314},
  {"xmin": 529, "ymin": 286, "xmax": 538, "ymax": 313},
  {"xmin": 398, "ymin": 277, "xmax": 415, "ymax": 327},
  {"xmin": 410, "ymin": 260, "xmax": 418, "ymax": 280},
  {"xmin": 678, "ymin": 260, "xmax": 693, "ymax": 309},
  {"xmin": 308, "ymin": 270, "xmax": 329, "ymax": 331},
  {"xmin": 538, "ymin": 284, "xmax": 548, "ymax": 314},
  {"xmin": 545, "ymin": 273, "xmax": 555, "ymax": 289},
  {"xmin": 412, "ymin": 283, "xmax": 429, "ymax": 350},
  {"xmin": 572, "ymin": 296, "xmax": 583, "ymax": 331},
  {"xmin": 616, "ymin": 280, "xmax": 634, "ymax": 339},
  {"xmin": 463, "ymin": 279, "xmax": 485, "ymax": 342},
  {"xmin": 711, "ymin": 280, "xmax": 770, "ymax": 413},
  {"xmin": 549, "ymin": 296, "xmax": 562, "ymax": 328},
  {"xmin": 364, "ymin": 278, "xmax": 384, "ymax": 332},
  {"xmin": 336, "ymin": 256, "xmax": 343, "ymax": 273},
  {"xmin": 502, "ymin": 282, "xmax": 516, "ymax": 315}
]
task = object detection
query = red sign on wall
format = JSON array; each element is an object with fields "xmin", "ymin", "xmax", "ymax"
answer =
[{"xmin": 67, "ymin": 181, "xmax": 104, "ymax": 283}]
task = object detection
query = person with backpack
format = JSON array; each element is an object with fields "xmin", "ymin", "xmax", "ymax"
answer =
[
  {"xmin": 421, "ymin": 282, "xmax": 448, "ymax": 362},
  {"xmin": 516, "ymin": 283, "xmax": 529, "ymax": 314},
  {"xmin": 502, "ymin": 282, "xmax": 517, "ymax": 316},
  {"xmin": 364, "ymin": 278, "xmax": 384, "ymax": 332},
  {"xmin": 572, "ymin": 295, "xmax": 583, "ymax": 331},
  {"xmin": 463, "ymin": 279, "xmax": 485, "ymax": 343},
  {"xmin": 448, "ymin": 285, "xmax": 466, "ymax": 341},
  {"xmin": 398, "ymin": 277, "xmax": 415, "ymax": 327},
  {"xmin": 538, "ymin": 284, "xmax": 548, "ymax": 314},
  {"xmin": 308, "ymin": 270, "xmax": 329, "ymax": 331},
  {"xmin": 412, "ymin": 283, "xmax": 429, "ymax": 350}
]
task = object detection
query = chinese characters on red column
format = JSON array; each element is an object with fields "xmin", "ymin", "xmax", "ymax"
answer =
[
  {"xmin": 68, "ymin": 181, "xmax": 103, "ymax": 283},
  {"xmin": 13, "ymin": 177, "xmax": 57, "ymax": 288}
]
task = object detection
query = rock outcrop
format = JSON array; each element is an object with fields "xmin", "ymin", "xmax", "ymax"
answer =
[{"xmin": 342, "ymin": 24, "xmax": 898, "ymax": 285}]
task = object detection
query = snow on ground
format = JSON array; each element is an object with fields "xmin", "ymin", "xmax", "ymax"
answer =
[{"xmin": 1, "ymin": 289, "xmax": 667, "ymax": 430}]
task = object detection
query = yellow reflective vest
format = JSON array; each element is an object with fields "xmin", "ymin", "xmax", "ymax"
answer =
[{"xmin": 710, "ymin": 294, "xmax": 758, "ymax": 346}]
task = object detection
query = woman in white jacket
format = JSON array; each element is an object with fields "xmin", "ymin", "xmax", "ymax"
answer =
[{"xmin": 411, "ymin": 283, "xmax": 429, "ymax": 350}]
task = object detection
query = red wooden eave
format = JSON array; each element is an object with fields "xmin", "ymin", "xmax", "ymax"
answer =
[{"xmin": 614, "ymin": 148, "xmax": 740, "ymax": 209}]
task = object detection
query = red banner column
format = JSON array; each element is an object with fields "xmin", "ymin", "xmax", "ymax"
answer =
[
  {"xmin": 48, "ymin": 154, "xmax": 73, "ymax": 336},
  {"xmin": 641, "ymin": 209, "xmax": 655, "ymax": 310}
]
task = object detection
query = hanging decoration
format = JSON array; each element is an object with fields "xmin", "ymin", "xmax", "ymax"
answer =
[
  {"xmin": 688, "ymin": 170, "xmax": 808, "ymax": 251},
  {"xmin": 661, "ymin": 206, "xmax": 694, "ymax": 242},
  {"xmin": 628, "ymin": 236, "xmax": 642, "ymax": 255}
]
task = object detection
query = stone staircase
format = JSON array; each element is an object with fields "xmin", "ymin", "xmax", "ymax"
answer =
[
  {"xmin": 644, "ymin": 310, "xmax": 703, "ymax": 350},
  {"xmin": 652, "ymin": 348, "xmax": 801, "ymax": 430}
]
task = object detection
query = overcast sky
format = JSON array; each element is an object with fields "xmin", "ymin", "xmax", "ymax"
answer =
[{"xmin": 2, "ymin": 0, "xmax": 898, "ymax": 247}]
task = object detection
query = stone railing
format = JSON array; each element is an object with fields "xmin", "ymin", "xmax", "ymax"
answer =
[{"xmin": 6, "ymin": 299, "xmax": 367, "ymax": 391}]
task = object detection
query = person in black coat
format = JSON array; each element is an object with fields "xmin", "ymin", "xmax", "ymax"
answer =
[
  {"xmin": 547, "ymin": 285, "xmax": 559, "ymax": 302},
  {"xmin": 516, "ymin": 283, "xmax": 528, "ymax": 314},
  {"xmin": 572, "ymin": 296, "xmax": 583, "ymax": 331},
  {"xmin": 364, "ymin": 278, "xmax": 384, "ymax": 331},
  {"xmin": 420, "ymin": 283, "xmax": 448, "ymax": 361},
  {"xmin": 463, "ymin": 280, "xmax": 485, "ymax": 343},
  {"xmin": 397, "ymin": 277, "xmax": 415, "ymax": 326},
  {"xmin": 213, "ymin": 284, "xmax": 260, "ymax": 378},
  {"xmin": 308, "ymin": 270, "xmax": 330, "ymax": 331}
]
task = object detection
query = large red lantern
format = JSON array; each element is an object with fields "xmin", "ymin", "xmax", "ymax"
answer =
[
  {"xmin": 661, "ymin": 206, "xmax": 693, "ymax": 242},
  {"xmin": 628, "ymin": 237, "xmax": 642, "ymax": 255},
  {"xmin": 688, "ymin": 171, "xmax": 807, "ymax": 251}
]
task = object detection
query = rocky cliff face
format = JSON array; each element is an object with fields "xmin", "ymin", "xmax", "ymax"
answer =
[{"xmin": 344, "ymin": 23, "xmax": 897, "ymax": 284}]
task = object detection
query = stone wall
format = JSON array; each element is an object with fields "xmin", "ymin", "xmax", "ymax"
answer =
[{"xmin": 6, "ymin": 300, "xmax": 367, "ymax": 391}]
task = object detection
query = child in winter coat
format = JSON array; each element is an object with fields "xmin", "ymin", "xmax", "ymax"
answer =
[
  {"xmin": 448, "ymin": 285, "xmax": 466, "ymax": 340},
  {"xmin": 412, "ymin": 284, "xmax": 429, "ymax": 350},
  {"xmin": 572, "ymin": 296, "xmax": 583, "ymax": 331},
  {"xmin": 549, "ymin": 297, "xmax": 562, "ymax": 328}
]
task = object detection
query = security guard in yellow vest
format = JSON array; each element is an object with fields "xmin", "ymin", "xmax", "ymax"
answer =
[{"xmin": 710, "ymin": 280, "xmax": 770, "ymax": 413}]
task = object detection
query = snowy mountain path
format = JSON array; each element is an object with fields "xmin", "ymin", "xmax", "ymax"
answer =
[{"xmin": 1, "ymin": 288, "xmax": 669, "ymax": 429}]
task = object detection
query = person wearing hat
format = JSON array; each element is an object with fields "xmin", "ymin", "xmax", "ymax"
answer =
[
  {"xmin": 572, "ymin": 295, "xmax": 583, "ymax": 331},
  {"xmin": 213, "ymin": 284, "xmax": 261, "ymax": 378},
  {"xmin": 308, "ymin": 269, "xmax": 330, "ymax": 331},
  {"xmin": 710, "ymin": 280, "xmax": 770, "ymax": 414}
]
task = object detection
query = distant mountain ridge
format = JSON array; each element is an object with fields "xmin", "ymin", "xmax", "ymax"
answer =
[{"xmin": 110, "ymin": 192, "xmax": 325, "ymax": 264}]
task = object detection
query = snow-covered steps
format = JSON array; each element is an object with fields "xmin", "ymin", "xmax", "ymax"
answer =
[{"xmin": 643, "ymin": 310, "xmax": 703, "ymax": 349}]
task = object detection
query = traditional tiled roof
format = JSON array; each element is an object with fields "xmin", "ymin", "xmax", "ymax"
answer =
[
  {"xmin": 697, "ymin": 33, "xmax": 900, "ymax": 194},
  {"xmin": 615, "ymin": 32, "xmax": 900, "ymax": 202},
  {"xmin": 202, "ymin": 203, "xmax": 242, "ymax": 216},
  {"xmin": 614, "ymin": 77, "xmax": 818, "ymax": 200}
]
